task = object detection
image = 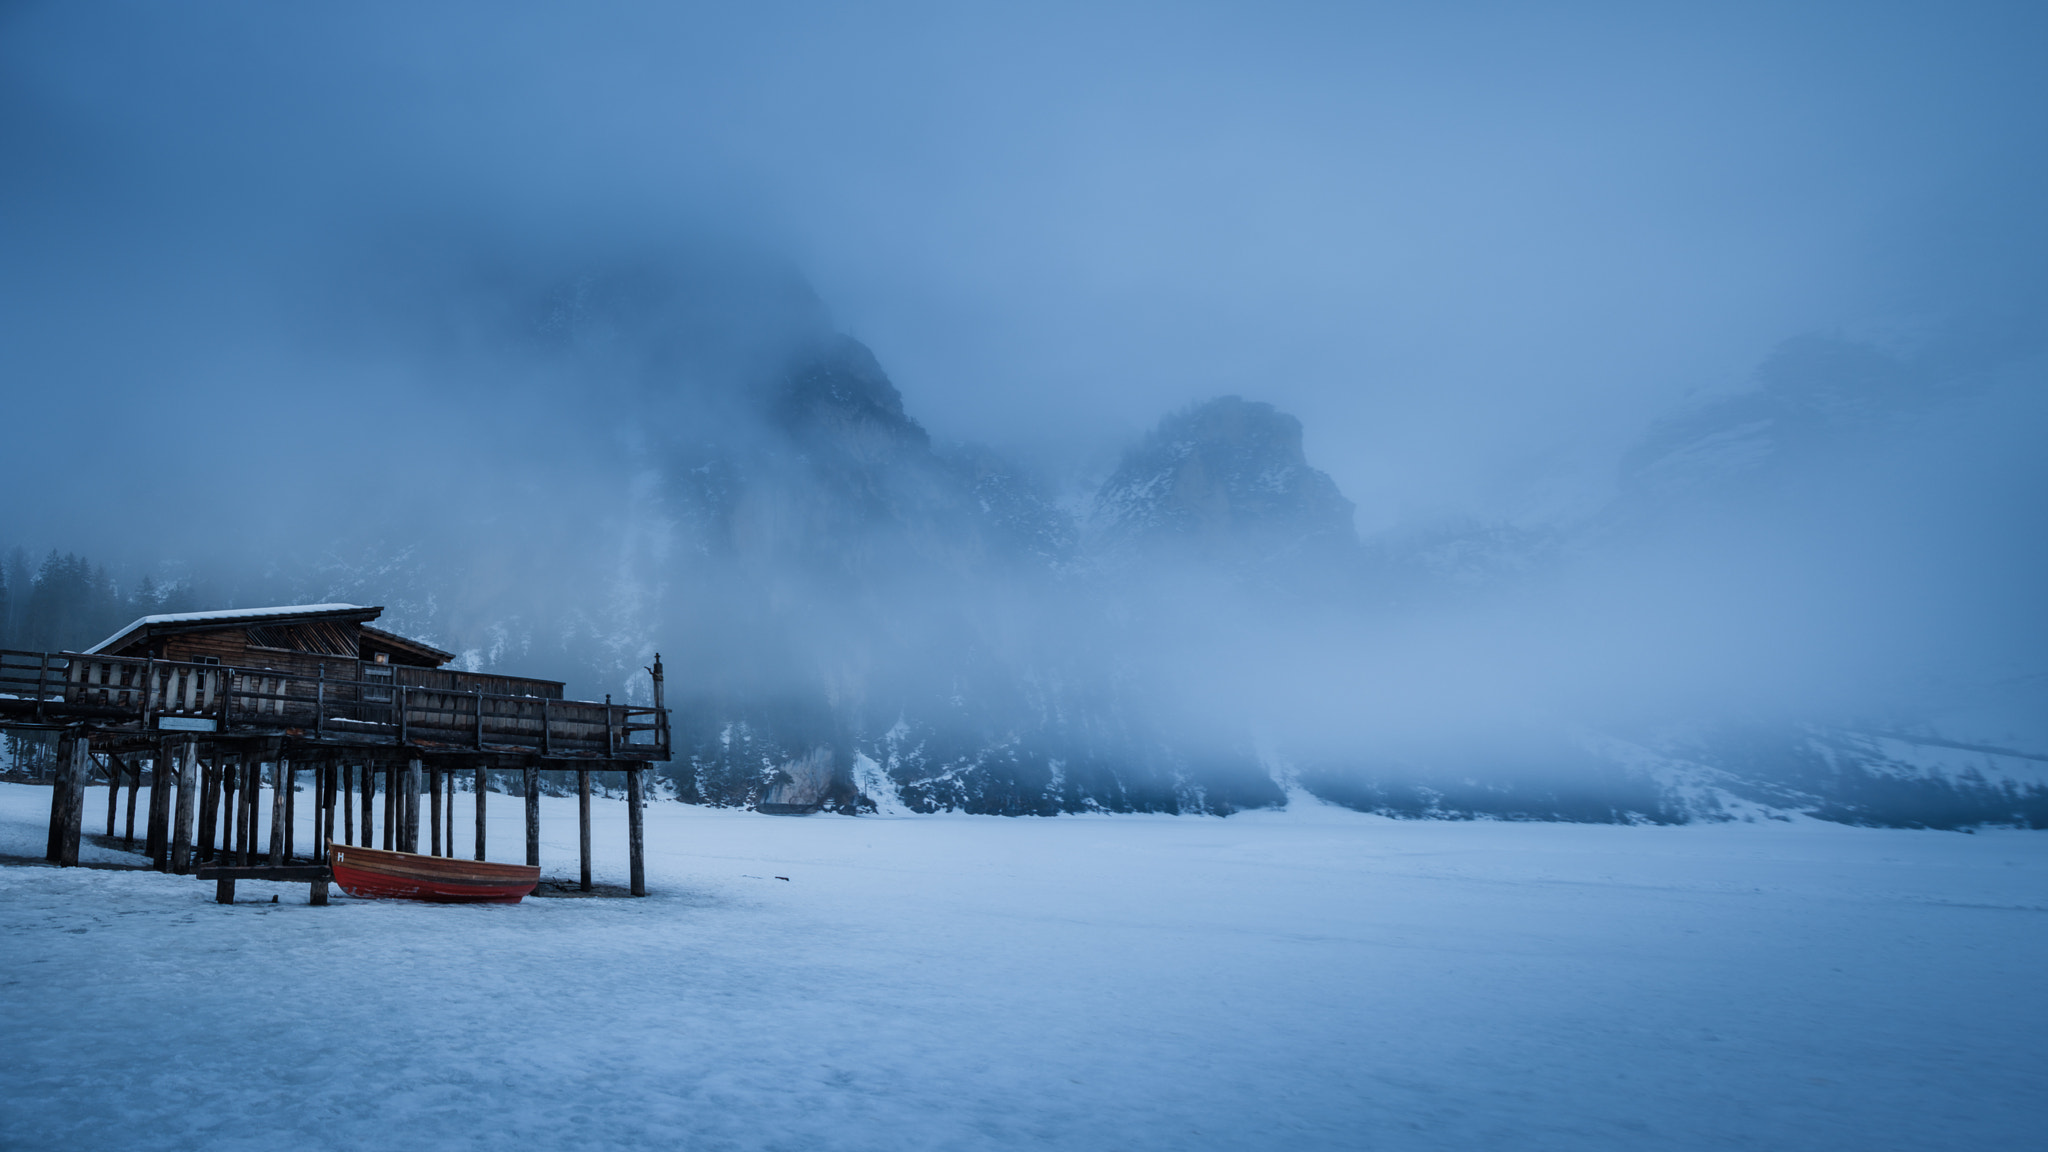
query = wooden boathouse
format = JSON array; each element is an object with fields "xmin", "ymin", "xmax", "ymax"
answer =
[{"xmin": 2, "ymin": 603, "xmax": 670, "ymax": 896}]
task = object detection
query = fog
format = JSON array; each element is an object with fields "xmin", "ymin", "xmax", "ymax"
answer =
[{"xmin": 3, "ymin": 2, "xmax": 2043, "ymax": 817}]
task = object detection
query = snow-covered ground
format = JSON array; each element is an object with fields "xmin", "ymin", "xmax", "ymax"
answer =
[{"xmin": 2, "ymin": 782, "xmax": 2043, "ymax": 1151}]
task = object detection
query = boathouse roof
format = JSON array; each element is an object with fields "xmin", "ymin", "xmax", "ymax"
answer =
[{"xmin": 87, "ymin": 604, "xmax": 383, "ymax": 657}]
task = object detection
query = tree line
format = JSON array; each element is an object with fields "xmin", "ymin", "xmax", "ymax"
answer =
[{"xmin": 0, "ymin": 547, "xmax": 202, "ymax": 654}]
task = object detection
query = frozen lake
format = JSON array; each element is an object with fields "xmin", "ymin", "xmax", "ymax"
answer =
[{"xmin": 2, "ymin": 781, "xmax": 2044, "ymax": 1151}]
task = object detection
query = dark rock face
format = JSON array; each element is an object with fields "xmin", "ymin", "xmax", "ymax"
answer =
[
  {"xmin": 1092, "ymin": 396, "xmax": 1355, "ymax": 565},
  {"xmin": 654, "ymin": 346, "xmax": 1292, "ymax": 816}
]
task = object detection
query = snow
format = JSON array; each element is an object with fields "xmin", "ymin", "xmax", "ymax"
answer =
[
  {"xmin": 2, "ymin": 782, "xmax": 2044, "ymax": 1151},
  {"xmin": 84, "ymin": 603, "xmax": 370, "ymax": 654}
]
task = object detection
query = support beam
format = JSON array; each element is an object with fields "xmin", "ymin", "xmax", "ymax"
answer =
[
  {"xmin": 429, "ymin": 766, "xmax": 443, "ymax": 857},
  {"xmin": 240, "ymin": 759, "xmax": 259, "ymax": 866},
  {"xmin": 474, "ymin": 764, "xmax": 487, "ymax": 862},
  {"xmin": 221, "ymin": 760, "xmax": 238, "ymax": 864},
  {"xmin": 626, "ymin": 766, "xmax": 646, "ymax": 897},
  {"xmin": 343, "ymin": 764, "xmax": 355, "ymax": 846},
  {"xmin": 104, "ymin": 756, "xmax": 119, "ymax": 837},
  {"xmin": 123, "ymin": 758, "xmax": 140, "ymax": 847},
  {"xmin": 149, "ymin": 755, "xmax": 173, "ymax": 872},
  {"xmin": 523, "ymin": 764, "xmax": 540, "ymax": 868},
  {"xmin": 361, "ymin": 764, "xmax": 375, "ymax": 851},
  {"xmin": 382, "ymin": 765, "xmax": 396, "ymax": 851},
  {"xmin": 46, "ymin": 734, "xmax": 89, "ymax": 866},
  {"xmin": 197, "ymin": 759, "xmax": 219, "ymax": 863},
  {"xmin": 445, "ymin": 769, "xmax": 455, "ymax": 859},
  {"xmin": 145, "ymin": 755, "xmax": 171, "ymax": 867},
  {"xmin": 578, "ymin": 767, "xmax": 592, "ymax": 892},
  {"xmin": 402, "ymin": 759, "xmax": 423, "ymax": 853},
  {"xmin": 170, "ymin": 740, "xmax": 199, "ymax": 874},
  {"xmin": 322, "ymin": 762, "xmax": 338, "ymax": 861},
  {"xmin": 269, "ymin": 761, "xmax": 288, "ymax": 866},
  {"xmin": 284, "ymin": 762, "xmax": 297, "ymax": 860}
]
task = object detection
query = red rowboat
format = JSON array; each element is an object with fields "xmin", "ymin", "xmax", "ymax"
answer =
[{"xmin": 328, "ymin": 842, "xmax": 541, "ymax": 904}]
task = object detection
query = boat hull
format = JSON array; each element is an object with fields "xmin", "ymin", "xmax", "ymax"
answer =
[{"xmin": 328, "ymin": 842, "xmax": 541, "ymax": 904}]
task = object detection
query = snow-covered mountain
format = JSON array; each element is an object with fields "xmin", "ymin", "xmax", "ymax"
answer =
[{"xmin": 42, "ymin": 259, "xmax": 2032, "ymax": 828}]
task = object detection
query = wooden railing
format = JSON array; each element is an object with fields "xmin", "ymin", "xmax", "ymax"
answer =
[{"xmin": 0, "ymin": 649, "xmax": 667, "ymax": 760}]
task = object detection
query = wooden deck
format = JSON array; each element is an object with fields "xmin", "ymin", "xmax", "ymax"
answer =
[{"xmin": 0, "ymin": 649, "xmax": 667, "ymax": 761}]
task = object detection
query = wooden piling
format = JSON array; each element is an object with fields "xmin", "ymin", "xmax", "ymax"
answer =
[
  {"xmin": 444, "ymin": 770, "xmax": 455, "ymax": 860},
  {"xmin": 322, "ymin": 762, "xmax": 338, "ymax": 860},
  {"xmin": 170, "ymin": 740, "xmax": 199, "ymax": 875},
  {"xmin": 197, "ymin": 759, "xmax": 219, "ymax": 862},
  {"xmin": 578, "ymin": 767, "xmax": 593, "ymax": 892},
  {"xmin": 145, "ymin": 756, "xmax": 170, "ymax": 865},
  {"xmin": 362, "ymin": 763, "xmax": 375, "ymax": 851},
  {"xmin": 43, "ymin": 746, "xmax": 62, "ymax": 861},
  {"xmin": 240, "ymin": 759, "xmax": 259, "ymax": 865},
  {"xmin": 149, "ymin": 755, "xmax": 173, "ymax": 872},
  {"xmin": 523, "ymin": 764, "xmax": 540, "ymax": 868},
  {"xmin": 403, "ymin": 759, "xmax": 423, "ymax": 854},
  {"xmin": 269, "ymin": 762, "xmax": 288, "ymax": 866},
  {"xmin": 221, "ymin": 760, "xmax": 237, "ymax": 864},
  {"xmin": 124, "ymin": 758, "xmax": 140, "ymax": 847},
  {"xmin": 429, "ymin": 766, "xmax": 443, "ymax": 857},
  {"xmin": 474, "ymin": 764, "xmax": 487, "ymax": 862},
  {"xmin": 46, "ymin": 734, "xmax": 89, "ymax": 867},
  {"xmin": 105, "ymin": 756, "xmax": 119, "ymax": 837},
  {"xmin": 343, "ymin": 763, "xmax": 355, "ymax": 846},
  {"xmin": 626, "ymin": 765, "xmax": 646, "ymax": 897},
  {"xmin": 283, "ymin": 761, "xmax": 297, "ymax": 861},
  {"xmin": 382, "ymin": 764, "xmax": 396, "ymax": 851}
]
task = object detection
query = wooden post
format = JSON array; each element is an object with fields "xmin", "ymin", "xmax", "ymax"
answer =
[
  {"xmin": 310, "ymin": 875, "xmax": 329, "ymax": 906},
  {"xmin": 221, "ymin": 759, "xmax": 237, "ymax": 864},
  {"xmin": 144, "ymin": 755, "xmax": 169, "ymax": 865},
  {"xmin": 149, "ymin": 754, "xmax": 173, "ymax": 872},
  {"xmin": 123, "ymin": 758, "xmax": 140, "ymax": 846},
  {"xmin": 283, "ymin": 761, "xmax": 297, "ymax": 860},
  {"xmin": 46, "ymin": 734, "xmax": 89, "ymax": 866},
  {"xmin": 241, "ymin": 759, "xmax": 260, "ymax": 866},
  {"xmin": 474, "ymin": 764, "xmax": 487, "ymax": 861},
  {"xmin": 650, "ymin": 654, "xmax": 667, "ymax": 755},
  {"xmin": 523, "ymin": 764, "xmax": 540, "ymax": 868},
  {"xmin": 170, "ymin": 740, "xmax": 199, "ymax": 874},
  {"xmin": 626, "ymin": 765, "xmax": 646, "ymax": 897},
  {"xmin": 361, "ymin": 764, "xmax": 375, "ymax": 850},
  {"xmin": 445, "ymin": 770, "xmax": 455, "ymax": 859},
  {"xmin": 323, "ymin": 762, "xmax": 338, "ymax": 860},
  {"xmin": 197, "ymin": 759, "xmax": 219, "ymax": 862},
  {"xmin": 429, "ymin": 767, "xmax": 443, "ymax": 857},
  {"xmin": 577, "ymin": 767, "xmax": 592, "ymax": 891},
  {"xmin": 216, "ymin": 876, "xmax": 236, "ymax": 904},
  {"xmin": 231, "ymin": 760, "xmax": 245, "ymax": 864},
  {"xmin": 402, "ymin": 759, "xmax": 423, "ymax": 853},
  {"xmin": 105, "ymin": 755, "xmax": 119, "ymax": 837},
  {"xmin": 205, "ymin": 754, "xmax": 224, "ymax": 860},
  {"xmin": 382, "ymin": 764, "xmax": 396, "ymax": 851},
  {"xmin": 343, "ymin": 764, "xmax": 355, "ymax": 846},
  {"xmin": 43, "ymin": 741, "xmax": 64, "ymax": 861},
  {"xmin": 269, "ymin": 761, "xmax": 288, "ymax": 866}
]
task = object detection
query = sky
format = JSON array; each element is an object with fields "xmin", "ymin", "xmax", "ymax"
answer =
[{"xmin": 5, "ymin": 0, "xmax": 2043, "ymax": 541}]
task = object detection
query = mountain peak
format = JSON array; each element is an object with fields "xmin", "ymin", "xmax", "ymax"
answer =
[{"xmin": 1091, "ymin": 396, "xmax": 1355, "ymax": 562}]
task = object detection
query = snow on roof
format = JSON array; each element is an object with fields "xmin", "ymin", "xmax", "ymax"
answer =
[{"xmin": 86, "ymin": 604, "xmax": 375, "ymax": 654}]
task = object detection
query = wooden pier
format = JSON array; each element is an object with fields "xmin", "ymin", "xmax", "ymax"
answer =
[{"xmin": 3, "ymin": 604, "xmax": 669, "ymax": 896}]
